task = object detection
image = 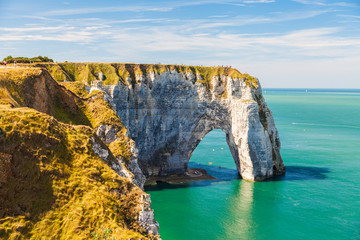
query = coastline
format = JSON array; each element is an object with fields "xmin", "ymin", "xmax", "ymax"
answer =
[{"xmin": 145, "ymin": 168, "xmax": 216, "ymax": 185}]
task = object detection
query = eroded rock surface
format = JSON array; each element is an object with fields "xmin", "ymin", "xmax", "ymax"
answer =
[
  {"xmin": 101, "ymin": 70, "xmax": 285, "ymax": 181},
  {"xmin": 138, "ymin": 194, "xmax": 160, "ymax": 235}
]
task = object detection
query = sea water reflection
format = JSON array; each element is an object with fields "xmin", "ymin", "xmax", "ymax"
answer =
[{"xmin": 222, "ymin": 180, "xmax": 255, "ymax": 240}]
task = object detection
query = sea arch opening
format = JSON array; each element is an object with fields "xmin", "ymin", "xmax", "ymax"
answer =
[{"xmin": 188, "ymin": 129, "xmax": 240, "ymax": 181}]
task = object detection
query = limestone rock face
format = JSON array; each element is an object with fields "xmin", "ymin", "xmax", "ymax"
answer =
[
  {"xmin": 91, "ymin": 136, "xmax": 160, "ymax": 235},
  {"xmin": 138, "ymin": 194, "xmax": 160, "ymax": 236},
  {"xmin": 93, "ymin": 127, "xmax": 146, "ymax": 189},
  {"xmin": 104, "ymin": 70, "xmax": 285, "ymax": 181}
]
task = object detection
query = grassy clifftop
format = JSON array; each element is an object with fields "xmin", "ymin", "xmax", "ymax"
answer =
[
  {"xmin": 0, "ymin": 62, "xmax": 259, "ymax": 238},
  {"xmin": 0, "ymin": 68, "xmax": 42, "ymax": 107},
  {"xmin": 0, "ymin": 108, "xmax": 143, "ymax": 239},
  {"xmin": 33, "ymin": 62, "xmax": 258, "ymax": 88},
  {"xmin": 0, "ymin": 68, "xmax": 153, "ymax": 239},
  {"xmin": 0, "ymin": 107, "xmax": 146, "ymax": 239},
  {"xmin": 0, "ymin": 68, "xmax": 133, "ymax": 163}
]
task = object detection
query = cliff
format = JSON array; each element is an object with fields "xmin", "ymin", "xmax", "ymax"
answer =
[
  {"xmin": 37, "ymin": 63, "xmax": 285, "ymax": 181},
  {"xmin": 0, "ymin": 68, "xmax": 158, "ymax": 239},
  {"xmin": 0, "ymin": 62, "xmax": 285, "ymax": 238}
]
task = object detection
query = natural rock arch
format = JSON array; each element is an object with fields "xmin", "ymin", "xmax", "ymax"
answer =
[{"xmin": 105, "ymin": 69, "xmax": 285, "ymax": 181}]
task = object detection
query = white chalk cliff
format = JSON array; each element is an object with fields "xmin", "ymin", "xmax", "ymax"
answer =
[{"xmin": 97, "ymin": 69, "xmax": 285, "ymax": 181}]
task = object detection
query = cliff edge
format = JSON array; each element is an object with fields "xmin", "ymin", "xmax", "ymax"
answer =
[
  {"xmin": 37, "ymin": 63, "xmax": 285, "ymax": 181},
  {"xmin": 0, "ymin": 67, "xmax": 159, "ymax": 239},
  {"xmin": 0, "ymin": 62, "xmax": 285, "ymax": 238}
]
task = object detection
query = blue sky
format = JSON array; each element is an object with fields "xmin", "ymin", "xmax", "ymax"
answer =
[{"xmin": 0, "ymin": 0, "xmax": 359, "ymax": 88}]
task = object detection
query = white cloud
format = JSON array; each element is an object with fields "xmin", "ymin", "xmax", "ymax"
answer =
[
  {"xmin": 84, "ymin": 25, "xmax": 110, "ymax": 30},
  {"xmin": 292, "ymin": 0, "xmax": 356, "ymax": 7},
  {"xmin": 243, "ymin": 0, "xmax": 275, "ymax": 3},
  {"xmin": 2, "ymin": 16, "xmax": 358, "ymax": 60},
  {"xmin": 97, "ymin": 25, "xmax": 360, "ymax": 63},
  {"xmin": 209, "ymin": 15, "xmax": 230, "ymax": 18},
  {"xmin": 0, "ymin": 33, "xmax": 93, "ymax": 42},
  {"xmin": 172, "ymin": 9, "xmax": 334, "ymax": 32},
  {"xmin": 0, "ymin": 24, "xmax": 111, "ymax": 43},
  {"xmin": 2, "ymin": 0, "xmax": 358, "ymax": 88},
  {"xmin": 0, "ymin": 26, "xmax": 75, "ymax": 32},
  {"xmin": 111, "ymin": 18, "xmax": 170, "ymax": 24},
  {"xmin": 39, "ymin": 0, "xmax": 278, "ymax": 17},
  {"xmin": 339, "ymin": 14, "xmax": 360, "ymax": 19},
  {"xmin": 42, "ymin": 6, "xmax": 173, "ymax": 16},
  {"xmin": 337, "ymin": 14, "xmax": 360, "ymax": 23}
]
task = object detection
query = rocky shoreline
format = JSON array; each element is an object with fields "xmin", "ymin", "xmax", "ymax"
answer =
[{"xmin": 145, "ymin": 168, "xmax": 216, "ymax": 185}]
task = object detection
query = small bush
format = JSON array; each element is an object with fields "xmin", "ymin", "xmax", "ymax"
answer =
[{"xmin": 2, "ymin": 55, "xmax": 54, "ymax": 63}]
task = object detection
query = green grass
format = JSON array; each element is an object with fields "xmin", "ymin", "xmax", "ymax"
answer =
[
  {"xmin": 0, "ymin": 67, "xmax": 133, "ymax": 164},
  {"xmin": 0, "ymin": 62, "xmax": 258, "ymax": 239},
  {"xmin": 0, "ymin": 68, "xmax": 42, "ymax": 107},
  {"xmin": 33, "ymin": 62, "xmax": 259, "ymax": 89},
  {"xmin": 0, "ymin": 67, "xmax": 155, "ymax": 239},
  {"xmin": 242, "ymin": 73, "xmax": 259, "ymax": 88},
  {"xmin": 0, "ymin": 67, "xmax": 91, "ymax": 126},
  {"xmin": 79, "ymin": 90, "xmax": 133, "ymax": 164},
  {"xmin": 59, "ymin": 81, "xmax": 89, "ymax": 98},
  {"xmin": 0, "ymin": 107, "xmax": 151, "ymax": 240}
]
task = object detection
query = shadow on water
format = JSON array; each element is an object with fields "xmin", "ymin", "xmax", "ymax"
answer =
[
  {"xmin": 145, "ymin": 165, "xmax": 330, "ymax": 191},
  {"xmin": 189, "ymin": 162, "xmax": 240, "ymax": 181},
  {"xmin": 145, "ymin": 163, "xmax": 240, "ymax": 191},
  {"xmin": 270, "ymin": 166, "xmax": 330, "ymax": 181}
]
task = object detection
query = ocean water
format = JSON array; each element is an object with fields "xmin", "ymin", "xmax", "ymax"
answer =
[{"xmin": 145, "ymin": 89, "xmax": 360, "ymax": 240}]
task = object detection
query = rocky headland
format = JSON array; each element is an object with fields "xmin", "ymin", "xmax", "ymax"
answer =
[
  {"xmin": 0, "ymin": 67, "xmax": 158, "ymax": 239},
  {"xmin": 0, "ymin": 63, "xmax": 284, "ymax": 239}
]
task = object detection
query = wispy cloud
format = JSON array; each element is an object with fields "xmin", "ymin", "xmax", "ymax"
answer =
[
  {"xmin": 0, "ymin": 33, "xmax": 93, "ymax": 42},
  {"xmin": 100, "ymin": 26, "xmax": 360, "ymax": 62},
  {"xmin": 1, "ymin": 0, "xmax": 358, "ymax": 88},
  {"xmin": 171, "ymin": 9, "xmax": 333, "ymax": 31},
  {"xmin": 40, "ymin": 0, "xmax": 277, "ymax": 17},
  {"xmin": 337, "ymin": 14, "xmax": 360, "ymax": 22},
  {"xmin": 243, "ymin": 0, "xmax": 275, "ymax": 3},
  {"xmin": 292, "ymin": 0, "xmax": 356, "ymax": 7},
  {"xmin": 12, "ymin": 8, "xmax": 329, "ymax": 41},
  {"xmin": 42, "ymin": 6, "xmax": 173, "ymax": 16},
  {"xmin": 0, "ymin": 24, "xmax": 110, "ymax": 42},
  {"xmin": 339, "ymin": 14, "xmax": 360, "ymax": 19},
  {"xmin": 209, "ymin": 15, "xmax": 230, "ymax": 18},
  {"xmin": 2, "ymin": 10, "xmax": 358, "ymax": 59},
  {"xmin": 110, "ymin": 18, "xmax": 171, "ymax": 24},
  {"xmin": 0, "ymin": 26, "xmax": 75, "ymax": 32}
]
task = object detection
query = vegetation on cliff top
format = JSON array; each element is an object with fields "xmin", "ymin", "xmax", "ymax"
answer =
[
  {"xmin": 0, "ymin": 107, "xmax": 148, "ymax": 239},
  {"xmin": 0, "ymin": 68, "xmax": 151, "ymax": 239},
  {"xmin": 0, "ymin": 68, "xmax": 42, "ymax": 107},
  {"xmin": 0, "ymin": 61, "xmax": 258, "ymax": 238},
  {"xmin": 0, "ymin": 67, "xmax": 90, "ymax": 125},
  {"xmin": 33, "ymin": 62, "xmax": 258, "ymax": 88},
  {"xmin": 2, "ymin": 56, "xmax": 53, "ymax": 64},
  {"xmin": 81, "ymin": 90, "xmax": 133, "ymax": 163},
  {"xmin": 1, "ymin": 68, "xmax": 133, "ymax": 163}
]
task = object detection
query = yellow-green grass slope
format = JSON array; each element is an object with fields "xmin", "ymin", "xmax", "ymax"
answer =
[
  {"xmin": 58, "ymin": 81, "xmax": 134, "ymax": 164},
  {"xmin": 0, "ymin": 68, "xmax": 133, "ymax": 163},
  {"xmin": 0, "ymin": 68, "xmax": 152, "ymax": 239},
  {"xmin": 34, "ymin": 62, "xmax": 259, "ymax": 88}
]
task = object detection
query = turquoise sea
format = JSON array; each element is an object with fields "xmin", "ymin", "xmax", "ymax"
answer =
[{"xmin": 146, "ymin": 89, "xmax": 360, "ymax": 240}]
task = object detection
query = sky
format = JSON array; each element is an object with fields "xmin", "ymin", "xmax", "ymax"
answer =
[{"xmin": 0, "ymin": 0, "xmax": 359, "ymax": 88}]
